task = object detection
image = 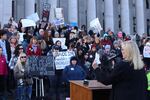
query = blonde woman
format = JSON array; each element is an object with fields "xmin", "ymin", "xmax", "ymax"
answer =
[
  {"xmin": 93, "ymin": 40, "xmax": 147, "ymax": 100},
  {"xmin": 14, "ymin": 53, "xmax": 33, "ymax": 100}
]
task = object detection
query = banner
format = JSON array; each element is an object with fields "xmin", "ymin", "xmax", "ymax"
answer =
[
  {"xmin": 54, "ymin": 51, "xmax": 75, "ymax": 70},
  {"xmin": 90, "ymin": 18, "xmax": 103, "ymax": 34},
  {"xmin": 26, "ymin": 13, "xmax": 40, "ymax": 22},
  {"xmin": 21, "ymin": 19, "xmax": 36, "ymax": 28},
  {"xmin": 28, "ymin": 55, "xmax": 55, "ymax": 76}
]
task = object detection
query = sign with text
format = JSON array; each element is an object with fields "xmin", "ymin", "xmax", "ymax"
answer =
[
  {"xmin": 27, "ymin": 13, "xmax": 40, "ymax": 22},
  {"xmin": 28, "ymin": 55, "xmax": 55, "ymax": 76},
  {"xmin": 21, "ymin": 19, "xmax": 36, "ymax": 28},
  {"xmin": 54, "ymin": 8, "xmax": 64, "ymax": 25},
  {"xmin": 90, "ymin": 18, "xmax": 103, "ymax": 34},
  {"xmin": 54, "ymin": 51, "xmax": 75, "ymax": 70},
  {"xmin": 143, "ymin": 45, "xmax": 150, "ymax": 58},
  {"xmin": 40, "ymin": 3, "xmax": 51, "ymax": 29}
]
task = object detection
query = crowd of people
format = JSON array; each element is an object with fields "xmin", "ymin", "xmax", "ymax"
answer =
[{"xmin": 0, "ymin": 17, "xmax": 149, "ymax": 100}]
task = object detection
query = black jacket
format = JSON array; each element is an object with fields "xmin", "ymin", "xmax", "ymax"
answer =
[
  {"xmin": 5, "ymin": 40, "xmax": 11, "ymax": 62},
  {"xmin": 95, "ymin": 60, "xmax": 147, "ymax": 100}
]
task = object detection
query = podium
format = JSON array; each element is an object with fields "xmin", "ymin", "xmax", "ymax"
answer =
[{"xmin": 70, "ymin": 80, "xmax": 112, "ymax": 100}]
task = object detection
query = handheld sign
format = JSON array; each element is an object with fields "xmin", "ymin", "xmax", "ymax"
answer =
[
  {"xmin": 54, "ymin": 51, "xmax": 75, "ymax": 70},
  {"xmin": 26, "ymin": 13, "xmax": 40, "ymax": 22},
  {"xmin": 21, "ymin": 19, "xmax": 36, "ymax": 28},
  {"xmin": 28, "ymin": 55, "xmax": 55, "ymax": 76},
  {"xmin": 90, "ymin": 18, "xmax": 103, "ymax": 34}
]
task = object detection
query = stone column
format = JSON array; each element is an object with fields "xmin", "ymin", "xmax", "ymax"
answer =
[
  {"xmin": 25, "ymin": 0, "xmax": 35, "ymax": 17},
  {"xmin": 136, "ymin": 0, "xmax": 146, "ymax": 35},
  {"xmin": 68, "ymin": 0, "xmax": 78, "ymax": 26},
  {"xmin": 104, "ymin": 0, "xmax": 114, "ymax": 32},
  {"xmin": 120, "ymin": 0, "xmax": 131, "ymax": 35},
  {"xmin": 0, "ymin": 0, "xmax": 12, "ymax": 27},
  {"xmin": 87, "ymin": 0, "xmax": 96, "ymax": 28}
]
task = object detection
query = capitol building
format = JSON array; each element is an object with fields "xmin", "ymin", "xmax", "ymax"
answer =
[{"xmin": 0, "ymin": 0, "xmax": 150, "ymax": 36}]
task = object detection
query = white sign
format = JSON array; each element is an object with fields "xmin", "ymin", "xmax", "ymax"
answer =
[
  {"xmin": 54, "ymin": 51, "xmax": 75, "ymax": 70},
  {"xmin": 26, "ymin": 13, "xmax": 40, "ymax": 22},
  {"xmin": 90, "ymin": 18, "xmax": 103, "ymax": 34},
  {"xmin": 143, "ymin": 45, "xmax": 150, "ymax": 58},
  {"xmin": 53, "ymin": 19, "xmax": 64, "ymax": 26},
  {"xmin": 55, "ymin": 8, "xmax": 64, "ymax": 19},
  {"xmin": 53, "ymin": 38, "xmax": 67, "ymax": 49},
  {"xmin": 21, "ymin": 19, "xmax": 36, "ymax": 28},
  {"xmin": 54, "ymin": 8, "xmax": 65, "ymax": 25}
]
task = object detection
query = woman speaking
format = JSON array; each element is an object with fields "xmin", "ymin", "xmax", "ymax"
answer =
[{"xmin": 93, "ymin": 40, "xmax": 147, "ymax": 100}]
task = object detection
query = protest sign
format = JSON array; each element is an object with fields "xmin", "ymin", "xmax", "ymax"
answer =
[
  {"xmin": 21, "ymin": 19, "xmax": 36, "ymax": 28},
  {"xmin": 55, "ymin": 8, "xmax": 64, "ymax": 19},
  {"xmin": 53, "ymin": 19, "xmax": 64, "ymax": 26},
  {"xmin": 53, "ymin": 38, "xmax": 67, "ymax": 49},
  {"xmin": 26, "ymin": 13, "xmax": 40, "ymax": 22},
  {"xmin": 54, "ymin": 8, "xmax": 65, "ymax": 25},
  {"xmin": 90, "ymin": 18, "xmax": 103, "ymax": 34},
  {"xmin": 54, "ymin": 51, "xmax": 75, "ymax": 70},
  {"xmin": 40, "ymin": 3, "xmax": 51, "ymax": 28},
  {"xmin": 143, "ymin": 45, "xmax": 150, "ymax": 58},
  {"xmin": 28, "ymin": 55, "xmax": 55, "ymax": 76}
]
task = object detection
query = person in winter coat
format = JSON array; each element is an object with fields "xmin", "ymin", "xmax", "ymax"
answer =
[
  {"xmin": 93, "ymin": 40, "xmax": 147, "ymax": 100},
  {"xmin": 0, "ymin": 46, "xmax": 8, "ymax": 100},
  {"xmin": 63, "ymin": 56, "xmax": 86, "ymax": 82},
  {"xmin": 14, "ymin": 53, "xmax": 33, "ymax": 100},
  {"xmin": 26, "ymin": 36, "xmax": 42, "ymax": 56},
  {"xmin": 63, "ymin": 56, "xmax": 86, "ymax": 97}
]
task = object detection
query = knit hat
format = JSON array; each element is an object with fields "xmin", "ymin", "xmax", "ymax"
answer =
[
  {"xmin": 105, "ymin": 45, "xmax": 111, "ymax": 49},
  {"xmin": 70, "ymin": 56, "xmax": 78, "ymax": 61}
]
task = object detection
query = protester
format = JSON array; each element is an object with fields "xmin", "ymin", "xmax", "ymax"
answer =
[
  {"xmin": 9, "ymin": 35, "xmax": 18, "ymax": 56},
  {"xmin": 0, "ymin": 29, "xmax": 12, "ymax": 94},
  {"xmin": 93, "ymin": 40, "xmax": 147, "ymax": 100},
  {"xmin": 14, "ymin": 53, "xmax": 33, "ymax": 100},
  {"xmin": 26, "ymin": 36, "xmax": 42, "ymax": 56},
  {"xmin": 0, "ymin": 46, "xmax": 8, "ymax": 100},
  {"xmin": 63, "ymin": 56, "xmax": 86, "ymax": 97},
  {"xmin": 0, "ymin": 30, "xmax": 11, "ymax": 63}
]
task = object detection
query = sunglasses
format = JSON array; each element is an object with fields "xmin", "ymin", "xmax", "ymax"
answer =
[
  {"xmin": 19, "ymin": 47, "xmax": 23, "ymax": 49},
  {"xmin": 21, "ymin": 56, "xmax": 26, "ymax": 58}
]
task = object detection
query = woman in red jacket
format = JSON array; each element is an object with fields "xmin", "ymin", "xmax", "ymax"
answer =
[
  {"xmin": 26, "ymin": 36, "xmax": 42, "ymax": 56},
  {"xmin": 0, "ymin": 46, "xmax": 8, "ymax": 100}
]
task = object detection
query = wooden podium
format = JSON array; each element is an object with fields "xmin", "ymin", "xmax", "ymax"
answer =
[{"xmin": 70, "ymin": 80, "xmax": 111, "ymax": 100}]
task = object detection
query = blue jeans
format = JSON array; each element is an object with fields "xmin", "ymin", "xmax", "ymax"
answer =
[{"xmin": 16, "ymin": 85, "xmax": 32, "ymax": 100}]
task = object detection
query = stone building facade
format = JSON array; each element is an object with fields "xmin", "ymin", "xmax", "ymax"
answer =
[{"xmin": 0, "ymin": 0, "xmax": 150, "ymax": 35}]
